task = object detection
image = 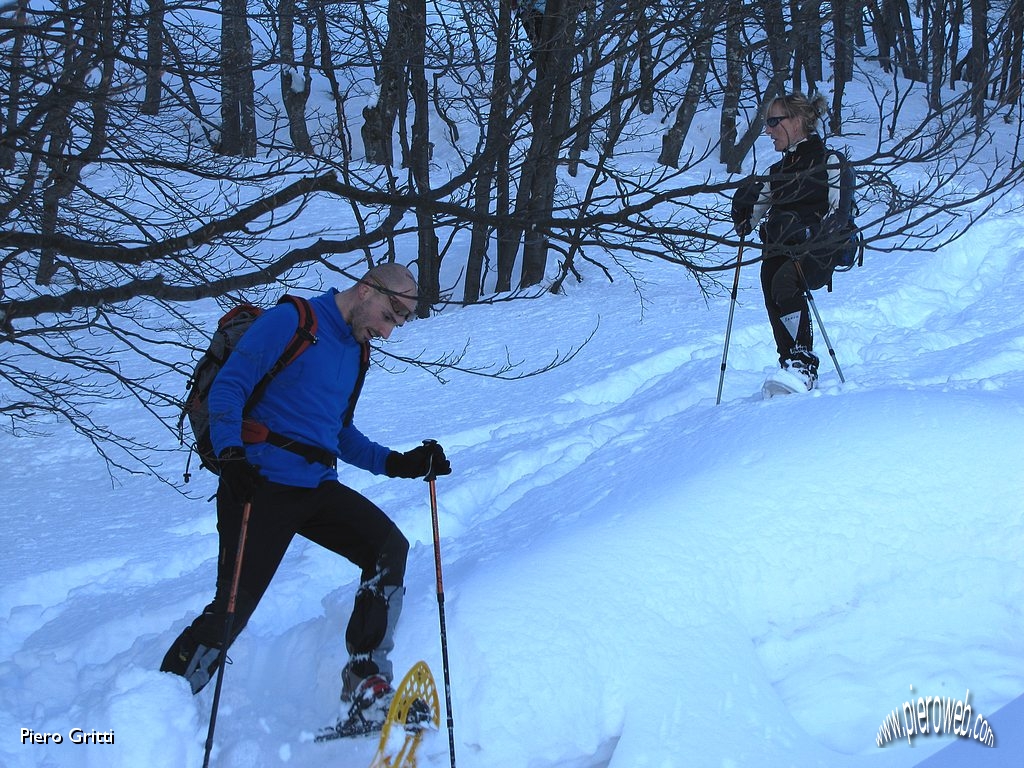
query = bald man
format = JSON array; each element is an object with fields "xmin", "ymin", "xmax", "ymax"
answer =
[{"xmin": 162, "ymin": 265, "xmax": 451, "ymax": 733}]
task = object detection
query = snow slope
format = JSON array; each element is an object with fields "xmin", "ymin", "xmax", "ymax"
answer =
[{"xmin": 3, "ymin": 195, "xmax": 1023, "ymax": 767}]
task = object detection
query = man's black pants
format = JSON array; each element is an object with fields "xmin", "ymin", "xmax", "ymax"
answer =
[{"xmin": 162, "ymin": 479, "xmax": 408, "ymax": 689}]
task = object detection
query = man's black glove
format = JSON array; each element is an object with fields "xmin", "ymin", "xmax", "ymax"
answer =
[
  {"xmin": 731, "ymin": 178, "xmax": 763, "ymax": 236},
  {"xmin": 217, "ymin": 446, "xmax": 263, "ymax": 502},
  {"xmin": 385, "ymin": 441, "xmax": 452, "ymax": 479}
]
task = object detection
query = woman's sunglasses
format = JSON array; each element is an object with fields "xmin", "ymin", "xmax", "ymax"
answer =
[{"xmin": 765, "ymin": 115, "xmax": 789, "ymax": 128}]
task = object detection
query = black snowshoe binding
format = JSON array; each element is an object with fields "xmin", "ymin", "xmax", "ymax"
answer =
[
  {"xmin": 314, "ymin": 675, "xmax": 432, "ymax": 742},
  {"xmin": 315, "ymin": 675, "xmax": 394, "ymax": 742}
]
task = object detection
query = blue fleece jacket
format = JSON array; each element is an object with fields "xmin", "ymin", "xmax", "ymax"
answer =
[{"xmin": 208, "ymin": 289, "xmax": 391, "ymax": 487}]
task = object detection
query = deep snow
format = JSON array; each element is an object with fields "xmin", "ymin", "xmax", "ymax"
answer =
[
  {"xmin": 2, "ymin": 56, "xmax": 1024, "ymax": 768},
  {"xmin": 4, "ymin": 200, "xmax": 1023, "ymax": 767}
]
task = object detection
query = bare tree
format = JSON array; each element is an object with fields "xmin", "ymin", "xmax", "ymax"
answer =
[
  {"xmin": 829, "ymin": 0, "xmax": 860, "ymax": 135},
  {"xmin": 792, "ymin": 0, "xmax": 823, "ymax": 93},
  {"xmin": 994, "ymin": 0, "xmax": 1024, "ymax": 105},
  {"xmin": 2, "ymin": 0, "xmax": 1023, "ymax": 483},
  {"xmin": 659, "ymin": 4, "xmax": 723, "ymax": 167},
  {"xmin": 361, "ymin": 0, "xmax": 414, "ymax": 166},
  {"xmin": 970, "ymin": 0, "xmax": 990, "ymax": 127},
  {"xmin": 515, "ymin": 0, "xmax": 586, "ymax": 289},
  {"xmin": 277, "ymin": 0, "xmax": 314, "ymax": 154},
  {"xmin": 142, "ymin": 0, "xmax": 165, "ymax": 116},
  {"xmin": 220, "ymin": 0, "xmax": 256, "ymax": 155},
  {"xmin": 407, "ymin": 0, "xmax": 442, "ymax": 313},
  {"xmin": 464, "ymin": 0, "xmax": 514, "ymax": 305},
  {"xmin": 719, "ymin": 0, "xmax": 789, "ymax": 172}
]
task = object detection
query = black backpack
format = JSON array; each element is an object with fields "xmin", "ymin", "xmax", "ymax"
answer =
[
  {"xmin": 820, "ymin": 148, "xmax": 864, "ymax": 274},
  {"xmin": 177, "ymin": 294, "xmax": 371, "ymax": 481}
]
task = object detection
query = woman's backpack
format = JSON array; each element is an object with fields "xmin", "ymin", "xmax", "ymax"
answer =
[{"xmin": 820, "ymin": 148, "xmax": 864, "ymax": 273}]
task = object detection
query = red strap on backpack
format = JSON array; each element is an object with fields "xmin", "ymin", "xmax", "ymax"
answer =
[
  {"xmin": 239, "ymin": 295, "xmax": 336, "ymax": 468},
  {"xmin": 243, "ymin": 295, "xmax": 317, "ymax": 412},
  {"xmin": 265, "ymin": 295, "xmax": 318, "ymax": 377},
  {"xmin": 241, "ymin": 420, "xmax": 270, "ymax": 444}
]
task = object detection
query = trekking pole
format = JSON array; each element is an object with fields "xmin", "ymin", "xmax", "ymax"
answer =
[
  {"xmin": 716, "ymin": 237, "xmax": 746, "ymax": 405},
  {"xmin": 202, "ymin": 499, "xmax": 252, "ymax": 768},
  {"xmin": 793, "ymin": 260, "xmax": 846, "ymax": 384},
  {"xmin": 423, "ymin": 440, "xmax": 457, "ymax": 768}
]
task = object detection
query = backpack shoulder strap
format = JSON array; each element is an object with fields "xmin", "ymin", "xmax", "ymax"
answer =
[
  {"xmin": 244, "ymin": 295, "xmax": 318, "ymax": 414},
  {"xmin": 829, "ymin": 148, "xmax": 864, "ymax": 266},
  {"xmin": 268, "ymin": 295, "xmax": 317, "ymax": 376},
  {"xmin": 342, "ymin": 341, "xmax": 371, "ymax": 428},
  {"xmin": 238, "ymin": 294, "xmax": 336, "ymax": 467},
  {"xmin": 825, "ymin": 147, "xmax": 856, "ymax": 221}
]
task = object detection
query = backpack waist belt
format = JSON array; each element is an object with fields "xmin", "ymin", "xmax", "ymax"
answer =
[{"xmin": 241, "ymin": 419, "xmax": 338, "ymax": 469}]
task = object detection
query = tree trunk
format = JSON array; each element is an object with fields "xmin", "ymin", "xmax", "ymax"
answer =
[
  {"xmin": 568, "ymin": 0, "xmax": 598, "ymax": 176},
  {"xmin": 2, "ymin": 0, "xmax": 29, "ymax": 170},
  {"xmin": 996, "ymin": 0, "xmax": 1023, "ymax": 104},
  {"xmin": 361, "ymin": 0, "xmax": 412, "ymax": 166},
  {"xmin": 607, "ymin": 55, "xmax": 627, "ymax": 157},
  {"xmin": 634, "ymin": 0, "xmax": 655, "ymax": 114},
  {"xmin": 141, "ymin": 0, "xmax": 164, "ymax": 115},
  {"xmin": 465, "ymin": 0, "xmax": 513, "ymax": 303},
  {"xmin": 721, "ymin": 0, "xmax": 787, "ymax": 172},
  {"xmin": 40, "ymin": 0, "xmax": 114, "ymax": 284},
  {"xmin": 519, "ymin": 0, "xmax": 582, "ymax": 289},
  {"xmin": 831, "ymin": 0, "xmax": 854, "ymax": 134},
  {"xmin": 948, "ymin": 0, "xmax": 963, "ymax": 89},
  {"xmin": 867, "ymin": 0, "xmax": 895, "ymax": 72},
  {"xmin": 792, "ymin": 0, "xmax": 823, "ymax": 93},
  {"xmin": 406, "ymin": 0, "xmax": 438, "ymax": 314},
  {"xmin": 1010, "ymin": 0, "xmax": 1024, "ymax": 104},
  {"xmin": 220, "ymin": 0, "xmax": 256, "ymax": 156},
  {"xmin": 660, "ymin": 17, "xmax": 714, "ymax": 168},
  {"xmin": 718, "ymin": 0, "xmax": 743, "ymax": 171},
  {"xmin": 927, "ymin": 0, "xmax": 945, "ymax": 112},
  {"xmin": 313, "ymin": 4, "xmax": 350, "ymax": 161},
  {"xmin": 970, "ymin": 0, "xmax": 989, "ymax": 127},
  {"xmin": 278, "ymin": 0, "xmax": 313, "ymax": 154},
  {"xmin": 499, "ymin": 0, "xmax": 583, "ymax": 291},
  {"xmin": 895, "ymin": 0, "xmax": 925, "ymax": 81}
]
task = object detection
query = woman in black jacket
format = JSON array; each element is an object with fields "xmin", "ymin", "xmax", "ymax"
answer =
[{"xmin": 732, "ymin": 92, "xmax": 840, "ymax": 393}]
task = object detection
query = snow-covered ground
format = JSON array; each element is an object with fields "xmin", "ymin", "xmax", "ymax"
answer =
[
  {"xmin": 3, "ymin": 36, "xmax": 1024, "ymax": 766},
  {"xmin": 3, "ymin": 193, "xmax": 1023, "ymax": 767}
]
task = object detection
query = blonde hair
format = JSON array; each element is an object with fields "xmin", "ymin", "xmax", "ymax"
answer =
[{"xmin": 766, "ymin": 92, "xmax": 827, "ymax": 136}]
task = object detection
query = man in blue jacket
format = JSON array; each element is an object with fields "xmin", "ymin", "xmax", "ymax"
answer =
[{"xmin": 161, "ymin": 263, "xmax": 451, "ymax": 728}]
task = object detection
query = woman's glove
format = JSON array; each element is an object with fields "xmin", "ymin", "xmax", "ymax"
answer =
[{"xmin": 732, "ymin": 178, "xmax": 763, "ymax": 236}]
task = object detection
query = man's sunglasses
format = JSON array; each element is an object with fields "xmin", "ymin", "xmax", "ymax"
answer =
[
  {"xmin": 765, "ymin": 115, "xmax": 789, "ymax": 128},
  {"xmin": 369, "ymin": 279, "xmax": 415, "ymax": 321}
]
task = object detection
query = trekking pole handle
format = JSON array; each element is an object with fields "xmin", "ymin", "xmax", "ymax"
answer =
[{"xmin": 423, "ymin": 438, "xmax": 438, "ymax": 482}]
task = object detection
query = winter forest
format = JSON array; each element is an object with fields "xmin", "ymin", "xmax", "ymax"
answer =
[
  {"xmin": 2, "ymin": 0, "xmax": 1024, "ymax": 462},
  {"xmin": 2, "ymin": 1, "xmax": 1024, "ymax": 767}
]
